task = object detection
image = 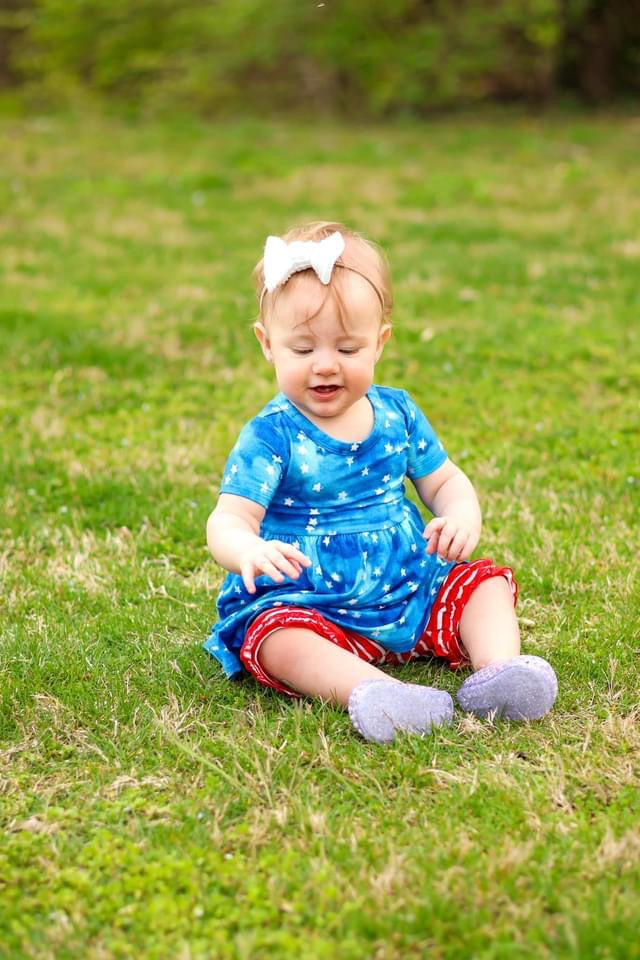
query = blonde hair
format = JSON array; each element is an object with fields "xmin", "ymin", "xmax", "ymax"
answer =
[{"xmin": 253, "ymin": 221, "xmax": 393, "ymax": 328}]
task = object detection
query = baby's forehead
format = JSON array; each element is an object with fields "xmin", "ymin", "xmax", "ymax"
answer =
[{"xmin": 273, "ymin": 269, "xmax": 381, "ymax": 326}]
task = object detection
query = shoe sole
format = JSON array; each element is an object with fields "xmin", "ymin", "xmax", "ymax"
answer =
[
  {"xmin": 457, "ymin": 655, "xmax": 558, "ymax": 721},
  {"xmin": 348, "ymin": 680, "xmax": 454, "ymax": 744}
]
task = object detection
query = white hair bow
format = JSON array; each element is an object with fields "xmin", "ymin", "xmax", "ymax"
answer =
[{"xmin": 263, "ymin": 231, "xmax": 345, "ymax": 292}]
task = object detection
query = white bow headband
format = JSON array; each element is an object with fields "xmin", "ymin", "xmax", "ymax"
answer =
[{"xmin": 263, "ymin": 231, "xmax": 345, "ymax": 293}]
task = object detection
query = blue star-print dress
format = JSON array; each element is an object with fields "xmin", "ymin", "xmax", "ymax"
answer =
[{"xmin": 205, "ymin": 385, "xmax": 455, "ymax": 678}]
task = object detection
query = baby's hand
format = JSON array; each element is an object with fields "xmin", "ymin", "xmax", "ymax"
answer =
[
  {"xmin": 423, "ymin": 516, "xmax": 480, "ymax": 563},
  {"xmin": 239, "ymin": 539, "xmax": 311, "ymax": 594}
]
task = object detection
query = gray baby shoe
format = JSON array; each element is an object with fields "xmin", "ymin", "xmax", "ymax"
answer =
[
  {"xmin": 456, "ymin": 655, "xmax": 558, "ymax": 721},
  {"xmin": 348, "ymin": 679, "xmax": 454, "ymax": 744}
]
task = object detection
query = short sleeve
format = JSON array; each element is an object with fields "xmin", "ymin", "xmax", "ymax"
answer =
[
  {"xmin": 402, "ymin": 392, "xmax": 448, "ymax": 480},
  {"xmin": 219, "ymin": 417, "xmax": 287, "ymax": 508}
]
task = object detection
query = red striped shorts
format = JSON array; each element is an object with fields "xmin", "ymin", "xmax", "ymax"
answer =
[{"xmin": 240, "ymin": 558, "xmax": 517, "ymax": 698}]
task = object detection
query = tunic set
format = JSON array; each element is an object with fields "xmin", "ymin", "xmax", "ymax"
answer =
[{"xmin": 205, "ymin": 385, "xmax": 456, "ymax": 679}]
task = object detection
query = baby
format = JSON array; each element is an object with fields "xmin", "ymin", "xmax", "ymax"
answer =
[{"xmin": 205, "ymin": 222, "xmax": 557, "ymax": 743}]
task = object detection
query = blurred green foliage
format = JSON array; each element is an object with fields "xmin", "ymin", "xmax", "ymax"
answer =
[{"xmin": 1, "ymin": 0, "xmax": 639, "ymax": 115}]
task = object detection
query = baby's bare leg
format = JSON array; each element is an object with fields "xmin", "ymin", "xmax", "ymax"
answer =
[
  {"xmin": 458, "ymin": 576, "xmax": 520, "ymax": 670},
  {"xmin": 259, "ymin": 627, "xmax": 393, "ymax": 705}
]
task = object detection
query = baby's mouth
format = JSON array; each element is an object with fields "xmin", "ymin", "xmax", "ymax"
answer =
[{"xmin": 311, "ymin": 385, "xmax": 341, "ymax": 395}]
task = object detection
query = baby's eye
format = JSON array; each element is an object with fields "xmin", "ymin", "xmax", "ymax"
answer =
[
  {"xmin": 292, "ymin": 347, "xmax": 313, "ymax": 355},
  {"xmin": 339, "ymin": 347, "xmax": 359, "ymax": 355}
]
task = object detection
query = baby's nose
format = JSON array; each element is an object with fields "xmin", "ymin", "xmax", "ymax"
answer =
[{"xmin": 312, "ymin": 351, "xmax": 339, "ymax": 374}]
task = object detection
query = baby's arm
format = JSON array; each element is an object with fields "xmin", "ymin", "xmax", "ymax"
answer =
[
  {"xmin": 206, "ymin": 493, "xmax": 311, "ymax": 594},
  {"xmin": 414, "ymin": 459, "xmax": 482, "ymax": 562}
]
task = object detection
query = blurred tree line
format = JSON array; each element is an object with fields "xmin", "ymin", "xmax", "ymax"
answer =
[{"xmin": 0, "ymin": 0, "xmax": 638, "ymax": 115}]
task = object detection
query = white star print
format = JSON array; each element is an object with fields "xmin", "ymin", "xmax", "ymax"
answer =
[
  {"xmin": 384, "ymin": 443, "xmax": 394, "ymax": 454},
  {"xmin": 298, "ymin": 444, "xmax": 309, "ymax": 455},
  {"xmin": 310, "ymin": 508, "xmax": 319, "ymax": 515},
  {"xmin": 371, "ymin": 533, "xmax": 378, "ymax": 543},
  {"xmin": 350, "ymin": 443, "xmax": 360, "ymax": 451},
  {"xmin": 338, "ymin": 491, "xmax": 348, "ymax": 500},
  {"xmin": 323, "ymin": 536, "xmax": 331, "ymax": 546},
  {"xmin": 382, "ymin": 474, "xmax": 391, "ymax": 483},
  {"xmin": 331, "ymin": 572, "xmax": 341, "ymax": 582},
  {"xmin": 400, "ymin": 568, "xmax": 407, "ymax": 576},
  {"xmin": 408, "ymin": 582, "xmax": 418, "ymax": 592},
  {"xmin": 315, "ymin": 565, "xmax": 322, "ymax": 575},
  {"xmin": 411, "ymin": 543, "xmax": 417, "ymax": 552},
  {"xmin": 230, "ymin": 464, "xmax": 238, "ymax": 474},
  {"xmin": 361, "ymin": 467, "xmax": 369, "ymax": 476},
  {"xmin": 284, "ymin": 497, "xmax": 294, "ymax": 506},
  {"xmin": 312, "ymin": 482, "xmax": 322, "ymax": 492},
  {"xmin": 383, "ymin": 584, "xmax": 390, "ymax": 592},
  {"xmin": 373, "ymin": 567, "xmax": 382, "ymax": 577},
  {"xmin": 375, "ymin": 488, "xmax": 384, "ymax": 496},
  {"xmin": 260, "ymin": 482, "xmax": 269, "ymax": 492},
  {"xmin": 297, "ymin": 432, "xmax": 306, "ymax": 441},
  {"xmin": 265, "ymin": 465, "xmax": 275, "ymax": 475},
  {"xmin": 346, "ymin": 457, "xmax": 354, "ymax": 466},
  {"xmin": 272, "ymin": 454, "xmax": 283, "ymax": 463},
  {"xmin": 300, "ymin": 463, "xmax": 310, "ymax": 474},
  {"xmin": 418, "ymin": 439, "xmax": 427, "ymax": 450}
]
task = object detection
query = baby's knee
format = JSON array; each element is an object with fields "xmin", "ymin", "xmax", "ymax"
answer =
[{"xmin": 259, "ymin": 627, "xmax": 313, "ymax": 675}]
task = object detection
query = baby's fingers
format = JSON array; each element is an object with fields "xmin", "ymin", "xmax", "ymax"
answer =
[
  {"xmin": 434, "ymin": 522, "xmax": 458, "ymax": 559},
  {"xmin": 244, "ymin": 557, "xmax": 284, "ymax": 593},
  {"xmin": 243, "ymin": 545, "xmax": 310, "ymax": 592},
  {"xmin": 423, "ymin": 517, "xmax": 447, "ymax": 555},
  {"xmin": 265, "ymin": 543, "xmax": 309, "ymax": 580},
  {"xmin": 240, "ymin": 552, "xmax": 285, "ymax": 594},
  {"xmin": 277, "ymin": 542, "xmax": 312, "ymax": 569},
  {"xmin": 447, "ymin": 528, "xmax": 470, "ymax": 561},
  {"xmin": 240, "ymin": 563, "xmax": 258, "ymax": 595}
]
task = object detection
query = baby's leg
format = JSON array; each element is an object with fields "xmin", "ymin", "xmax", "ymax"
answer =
[
  {"xmin": 457, "ymin": 578, "xmax": 557, "ymax": 720},
  {"xmin": 458, "ymin": 576, "xmax": 520, "ymax": 670},
  {"xmin": 260, "ymin": 627, "xmax": 390, "ymax": 705},
  {"xmin": 259, "ymin": 627, "xmax": 453, "ymax": 744}
]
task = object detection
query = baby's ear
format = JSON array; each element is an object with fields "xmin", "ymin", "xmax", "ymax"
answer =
[
  {"xmin": 254, "ymin": 322, "xmax": 273, "ymax": 363},
  {"xmin": 376, "ymin": 323, "xmax": 392, "ymax": 359}
]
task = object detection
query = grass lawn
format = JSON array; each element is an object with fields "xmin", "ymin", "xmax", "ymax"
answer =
[{"xmin": 0, "ymin": 108, "xmax": 639, "ymax": 959}]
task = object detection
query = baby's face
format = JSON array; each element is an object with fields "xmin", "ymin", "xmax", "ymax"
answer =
[{"xmin": 255, "ymin": 271, "xmax": 391, "ymax": 424}]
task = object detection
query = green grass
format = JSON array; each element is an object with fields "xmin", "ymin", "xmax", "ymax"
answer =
[{"xmin": 1, "ymin": 108, "xmax": 639, "ymax": 959}]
